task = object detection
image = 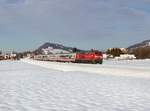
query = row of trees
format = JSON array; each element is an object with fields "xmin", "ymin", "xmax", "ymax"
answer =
[
  {"xmin": 106, "ymin": 48, "xmax": 127, "ymax": 57},
  {"xmin": 131, "ymin": 47, "xmax": 150, "ymax": 59},
  {"xmin": 106, "ymin": 47, "xmax": 150, "ymax": 59}
]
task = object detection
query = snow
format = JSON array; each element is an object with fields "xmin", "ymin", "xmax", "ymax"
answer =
[
  {"xmin": 42, "ymin": 47, "xmax": 69, "ymax": 54},
  {"xmin": 0, "ymin": 60, "xmax": 150, "ymax": 111},
  {"xmin": 21, "ymin": 59, "xmax": 150, "ymax": 79},
  {"xmin": 114, "ymin": 54, "xmax": 136, "ymax": 60}
]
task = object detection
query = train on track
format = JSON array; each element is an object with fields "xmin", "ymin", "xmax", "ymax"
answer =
[{"xmin": 34, "ymin": 50, "xmax": 103, "ymax": 64}]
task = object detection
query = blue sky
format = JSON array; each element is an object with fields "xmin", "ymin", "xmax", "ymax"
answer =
[{"xmin": 0, "ymin": 0, "xmax": 150, "ymax": 51}]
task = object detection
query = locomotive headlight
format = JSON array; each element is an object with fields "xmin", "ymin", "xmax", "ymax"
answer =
[{"xmin": 94, "ymin": 55, "xmax": 98, "ymax": 58}]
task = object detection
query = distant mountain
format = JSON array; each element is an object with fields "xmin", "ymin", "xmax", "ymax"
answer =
[
  {"xmin": 34, "ymin": 42, "xmax": 82, "ymax": 54},
  {"xmin": 127, "ymin": 39, "xmax": 150, "ymax": 52}
]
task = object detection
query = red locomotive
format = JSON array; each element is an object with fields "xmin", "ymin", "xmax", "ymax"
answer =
[
  {"xmin": 75, "ymin": 51, "xmax": 103, "ymax": 64},
  {"xmin": 34, "ymin": 50, "xmax": 103, "ymax": 64}
]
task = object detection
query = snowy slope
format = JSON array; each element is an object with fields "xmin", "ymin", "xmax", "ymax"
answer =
[
  {"xmin": 128, "ymin": 39, "xmax": 150, "ymax": 50},
  {"xmin": 42, "ymin": 46, "xmax": 70, "ymax": 54},
  {"xmin": 21, "ymin": 59, "xmax": 150, "ymax": 78},
  {"xmin": 0, "ymin": 60, "xmax": 150, "ymax": 111}
]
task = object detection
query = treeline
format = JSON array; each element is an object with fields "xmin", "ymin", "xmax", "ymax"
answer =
[
  {"xmin": 106, "ymin": 47, "xmax": 150, "ymax": 59},
  {"xmin": 15, "ymin": 51, "xmax": 32, "ymax": 59},
  {"xmin": 106, "ymin": 48, "xmax": 127, "ymax": 57},
  {"xmin": 131, "ymin": 47, "xmax": 150, "ymax": 59}
]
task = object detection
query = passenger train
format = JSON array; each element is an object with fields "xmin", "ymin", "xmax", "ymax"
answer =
[{"xmin": 34, "ymin": 50, "xmax": 103, "ymax": 64}]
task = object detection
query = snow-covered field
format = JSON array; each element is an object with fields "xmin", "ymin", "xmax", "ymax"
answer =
[
  {"xmin": 0, "ymin": 59, "xmax": 150, "ymax": 111},
  {"xmin": 22, "ymin": 59, "xmax": 150, "ymax": 78}
]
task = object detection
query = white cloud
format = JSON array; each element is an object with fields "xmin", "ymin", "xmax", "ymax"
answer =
[{"xmin": 0, "ymin": 0, "xmax": 150, "ymax": 50}]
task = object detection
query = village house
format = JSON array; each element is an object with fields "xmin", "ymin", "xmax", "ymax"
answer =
[{"xmin": 0, "ymin": 52, "xmax": 17, "ymax": 60}]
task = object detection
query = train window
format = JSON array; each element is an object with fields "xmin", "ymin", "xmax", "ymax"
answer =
[
  {"xmin": 95, "ymin": 52, "xmax": 101, "ymax": 55},
  {"xmin": 43, "ymin": 56, "xmax": 47, "ymax": 58}
]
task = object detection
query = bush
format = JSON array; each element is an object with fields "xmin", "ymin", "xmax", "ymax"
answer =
[
  {"xmin": 106, "ymin": 48, "xmax": 124, "ymax": 57},
  {"xmin": 132, "ymin": 47, "xmax": 150, "ymax": 59}
]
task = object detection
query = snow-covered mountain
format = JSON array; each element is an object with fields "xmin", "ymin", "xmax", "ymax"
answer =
[
  {"xmin": 42, "ymin": 46, "xmax": 70, "ymax": 54},
  {"xmin": 34, "ymin": 42, "xmax": 81, "ymax": 54},
  {"xmin": 127, "ymin": 39, "xmax": 150, "ymax": 52}
]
